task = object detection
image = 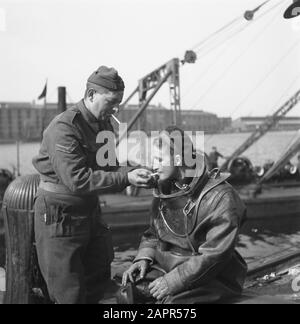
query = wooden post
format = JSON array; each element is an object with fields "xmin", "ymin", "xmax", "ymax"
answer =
[{"xmin": 57, "ymin": 87, "xmax": 67, "ymax": 114}]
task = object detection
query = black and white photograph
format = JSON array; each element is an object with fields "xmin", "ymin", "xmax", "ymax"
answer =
[{"xmin": 1, "ymin": 0, "xmax": 300, "ymax": 308}]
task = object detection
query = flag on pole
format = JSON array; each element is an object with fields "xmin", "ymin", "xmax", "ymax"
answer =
[{"xmin": 38, "ymin": 80, "xmax": 47, "ymax": 100}]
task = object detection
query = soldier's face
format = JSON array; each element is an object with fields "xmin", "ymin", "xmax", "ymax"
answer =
[{"xmin": 93, "ymin": 91, "xmax": 124, "ymax": 120}]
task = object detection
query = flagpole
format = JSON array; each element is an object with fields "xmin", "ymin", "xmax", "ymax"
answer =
[
  {"xmin": 43, "ymin": 94, "xmax": 47, "ymax": 134},
  {"xmin": 40, "ymin": 79, "xmax": 47, "ymax": 140},
  {"xmin": 16, "ymin": 139, "xmax": 20, "ymax": 177},
  {"xmin": 41, "ymin": 99, "xmax": 45, "ymax": 140}
]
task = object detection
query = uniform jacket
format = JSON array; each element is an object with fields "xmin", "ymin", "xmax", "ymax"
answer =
[
  {"xmin": 134, "ymin": 168, "xmax": 248, "ymax": 296},
  {"xmin": 33, "ymin": 100, "xmax": 129, "ymax": 195}
]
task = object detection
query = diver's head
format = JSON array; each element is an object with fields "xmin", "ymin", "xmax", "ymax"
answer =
[{"xmin": 152, "ymin": 126, "xmax": 197, "ymax": 184}]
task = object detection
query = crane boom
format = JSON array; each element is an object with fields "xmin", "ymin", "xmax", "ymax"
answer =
[
  {"xmin": 220, "ymin": 89, "xmax": 300, "ymax": 171},
  {"xmin": 117, "ymin": 58, "xmax": 181, "ymax": 146}
]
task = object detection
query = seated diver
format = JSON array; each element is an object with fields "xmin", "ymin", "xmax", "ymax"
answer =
[{"xmin": 117, "ymin": 126, "xmax": 247, "ymax": 304}]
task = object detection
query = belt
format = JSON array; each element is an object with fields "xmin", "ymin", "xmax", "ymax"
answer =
[{"xmin": 39, "ymin": 180, "xmax": 77, "ymax": 195}]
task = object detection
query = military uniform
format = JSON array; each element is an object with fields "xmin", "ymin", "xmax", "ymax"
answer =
[{"xmin": 33, "ymin": 97, "xmax": 129, "ymax": 304}]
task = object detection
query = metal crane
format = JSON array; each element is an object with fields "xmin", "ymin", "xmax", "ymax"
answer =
[
  {"xmin": 244, "ymin": 0, "xmax": 271, "ymax": 21},
  {"xmin": 116, "ymin": 1, "xmax": 271, "ymax": 146},
  {"xmin": 117, "ymin": 55, "xmax": 196, "ymax": 146},
  {"xmin": 220, "ymin": 89, "xmax": 300, "ymax": 172}
]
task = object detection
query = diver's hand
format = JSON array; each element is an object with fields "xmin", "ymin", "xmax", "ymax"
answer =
[
  {"xmin": 122, "ymin": 260, "xmax": 150, "ymax": 285},
  {"xmin": 149, "ymin": 277, "xmax": 170, "ymax": 300},
  {"xmin": 128, "ymin": 169, "xmax": 152, "ymax": 188}
]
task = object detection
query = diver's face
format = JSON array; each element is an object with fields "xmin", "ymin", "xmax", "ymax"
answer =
[{"xmin": 152, "ymin": 144, "xmax": 177, "ymax": 182}]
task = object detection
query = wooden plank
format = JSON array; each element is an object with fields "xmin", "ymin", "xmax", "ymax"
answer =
[
  {"xmin": 3, "ymin": 208, "xmax": 35, "ymax": 304},
  {"xmin": 100, "ymin": 185, "xmax": 300, "ymax": 233},
  {"xmin": 247, "ymin": 249, "xmax": 300, "ymax": 276}
]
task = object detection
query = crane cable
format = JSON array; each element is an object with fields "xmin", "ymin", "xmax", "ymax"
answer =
[
  {"xmin": 242, "ymin": 74, "xmax": 300, "ymax": 153},
  {"xmin": 205, "ymin": 75, "xmax": 300, "ymax": 146},
  {"xmin": 190, "ymin": 2, "xmax": 283, "ymax": 109},
  {"xmin": 194, "ymin": 23, "xmax": 250, "ymax": 58},
  {"xmin": 181, "ymin": 47, "xmax": 225, "ymax": 99},
  {"xmin": 182, "ymin": 0, "xmax": 286, "ymax": 102},
  {"xmin": 193, "ymin": 0, "xmax": 290, "ymax": 147},
  {"xmin": 190, "ymin": 16, "xmax": 242, "ymax": 53},
  {"xmin": 194, "ymin": 0, "xmax": 287, "ymax": 60},
  {"xmin": 229, "ymin": 37, "xmax": 300, "ymax": 118},
  {"xmin": 268, "ymin": 74, "xmax": 300, "ymax": 115},
  {"xmin": 191, "ymin": 0, "xmax": 273, "ymax": 55}
]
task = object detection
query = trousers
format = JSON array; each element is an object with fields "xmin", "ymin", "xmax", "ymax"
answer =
[{"xmin": 34, "ymin": 188, "xmax": 114, "ymax": 304}]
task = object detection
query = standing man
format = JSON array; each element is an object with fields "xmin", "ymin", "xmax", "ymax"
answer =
[
  {"xmin": 32, "ymin": 66, "xmax": 152, "ymax": 304},
  {"xmin": 208, "ymin": 146, "xmax": 225, "ymax": 170}
]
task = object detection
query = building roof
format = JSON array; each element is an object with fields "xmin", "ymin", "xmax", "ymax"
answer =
[
  {"xmin": 0, "ymin": 102, "xmax": 32, "ymax": 109},
  {"xmin": 125, "ymin": 104, "xmax": 169, "ymax": 111},
  {"xmin": 235, "ymin": 116, "xmax": 300, "ymax": 122},
  {"xmin": 0, "ymin": 102, "xmax": 73, "ymax": 110},
  {"xmin": 182, "ymin": 110, "xmax": 217, "ymax": 117}
]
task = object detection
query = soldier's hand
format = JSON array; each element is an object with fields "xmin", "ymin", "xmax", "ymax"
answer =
[
  {"xmin": 122, "ymin": 260, "xmax": 150, "ymax": 286},
  {"xmin": 128, "ymin": 169, "xmax": 152, "ymax": 188}
]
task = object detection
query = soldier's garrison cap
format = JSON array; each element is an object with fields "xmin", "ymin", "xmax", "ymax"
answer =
[{"xmin": 87, "ymin": 66, "xmax": 125, "ymax": 92}]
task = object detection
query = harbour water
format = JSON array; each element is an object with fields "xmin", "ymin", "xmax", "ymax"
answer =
[{"xmin": 0, "ymin": 131, "xmax": 299, "ymax": 175}]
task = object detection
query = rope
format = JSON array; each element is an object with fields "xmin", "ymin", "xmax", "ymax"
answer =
[
  {"xmin": 182, "ymin": 0, "xmax": 287, "ymax": 109},
  {"xmin": 191, "ymin": 0, "xmax": 277, "ymax": 56},
  {"xmin": 231, "ymin": 75, "xmax": 300, "ymax": 153},
  {"xmin": 205, "ymin": 76, "xmax": 300, "ymax": 146},
  {"xmin": 190, "ymin": 3, "xmax": 282, "ymax": 109},
  {"xmin": 193, "ymin": 0, "xmax": 287, "ymax": 60},
  {"xmin": 267, "ymin": 74, "xmax": 300, "ymax": 116},
  {"xmin": 190, "ymin": 1, "xmax": 289, "ymax": 147},
  {"xmin": 181, "ymin": 47, "xmax": 225, "ymax": 99},
  {"xmin": 229, "ymin": 38, "xmax": 300, "ymax": 117},
  {"xmin": 191, "ymin": 16, "xmax": 242, "ymax": 53}
]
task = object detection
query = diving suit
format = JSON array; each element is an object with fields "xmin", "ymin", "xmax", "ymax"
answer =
[{"xmin": 118, "ymin": 165, "xmax": 247, "ymax": 304}]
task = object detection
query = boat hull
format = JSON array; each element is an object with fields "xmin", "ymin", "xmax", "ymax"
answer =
[{"xmin": 101, "ymin": 186, "xmax": 300, "ymax": 243}]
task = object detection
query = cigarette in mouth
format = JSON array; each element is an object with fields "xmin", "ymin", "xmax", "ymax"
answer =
[
  {"xmin": 150, "ymin": 172, "xmax": 159, "ymax": 177},
  {"xmin": 111, "ymin": 114, "xmax": 121, "ymax": 125}
]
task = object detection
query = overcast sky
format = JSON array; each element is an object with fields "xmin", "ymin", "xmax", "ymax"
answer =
[{"xmin": 0, "ymin": 0, "xmax": 300, "ymax": 118}]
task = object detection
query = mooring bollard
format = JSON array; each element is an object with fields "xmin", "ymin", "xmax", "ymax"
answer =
[
  {"xmin": 0, "ymin": 169, "xmax": 14, "ymax": 268},
  {"xmin": 2, "ymin": 174, "xmax": 50, "ymax": 304}
]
